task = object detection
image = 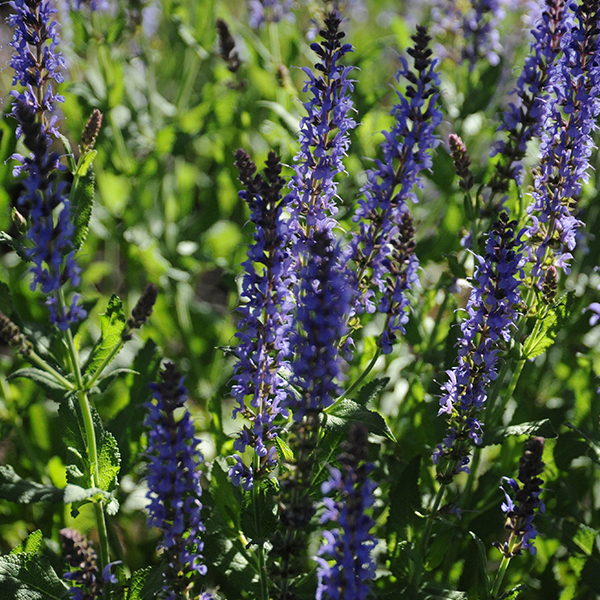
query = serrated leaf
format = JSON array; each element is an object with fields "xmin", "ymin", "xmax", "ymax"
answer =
[
  {"xmin": 59, "ymin": 395, "xmax": 121, "ymax": 514},
  {"xmin": 126, "ymin": 566, "xmax": 165, "ymax": 600},
  {"xmin": 0, "ymin": 231, "xmax": 29, "ymax": 261},
  {"xmin": 98, "ymin": 429, "xmax": 121, "ymax": 493},
  {"xmin": 240, "ymin": 478, "xmax": 278, "ymax": 542},
  {"xmin": 573, "ymin": 524, "xmax": 597, "ymax": 556},
  {"xmin": 0, "ymin": 553, "xmax": 69, "ymax": 600},
  {"xmin": 77, "ymin": 149, "xmax": 98, "ymax": 177},
  {"xmin": 353, "ymin": 377, "xmax": 390, "ymax": 407},
  {"xmin": 11, "ymin": 530, "xmax": 42, "ymax": 556},
  {"xmin": 83, "ymin": 294, "xmax": 126, "ymax": 380},
  {"xmin": 523, "ymin": 292, "xmax": 574, "ymax": 359},
  {"xmin": 0, "ymin": 466, "xmax": 63, "ymax": 504},
  {"xmin": 71, "ymin": 168, "xmax": 95, "ymax": 250},
  {"xmin": 323, "ymin": 398, "xmax": 396, "ymax": 441},
  {"xmin": 469, "ymin": 531, "xmax": 490, "ymax": 600},
  {"xmin": 59, "ymin": 133, "xmax": 76, "ymax": 173},
  {"xmin": 62, "ymin": 484, "xmax": 106, "ymax": 504},
  {"xmin": 387, "ymin": 455, "xmax": 421, "ymax": 537},
  {"xmin": 9, "ymin": 367, "xmax": 72, "ymax": 398},
  {"xmin": 483, "ymin": 419, "xmax": 557, "ymax": 446},
  {"xmin": 274, "ymin": 436, "xmax": 294, "ymax": 464},
  {"xmin": 210, "ymin": 457, "xmax": 242, "ymax": 531}
]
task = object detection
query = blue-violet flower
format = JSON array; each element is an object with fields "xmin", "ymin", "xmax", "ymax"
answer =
[
  {"xmin": 145, "ymin": 363, "xmax": 208, "ymax": 600},
  {"xmin": 316, "ymin": 423, "xmax": 377, "ymax": 600}
]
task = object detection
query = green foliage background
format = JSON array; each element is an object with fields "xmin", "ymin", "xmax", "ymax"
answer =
[{"xmin": 0, "ymin": 1, "xmax": 600, "ymax": 599}]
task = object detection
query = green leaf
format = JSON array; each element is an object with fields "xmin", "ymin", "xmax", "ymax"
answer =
[
  {"xmin": 443, "ymin": 253, "xmax": 467, "ymax": 280},
  {"xmin": 9, "ymin": 367, "xmax": 71, "ymax": 399},
  {"xmin": 417, "ymin": 587, "xmax": 468, "ymax": 600},
  {"xmin": 387, "ymin": 455, "xmax": 421, "ymax": 538},
  {"xmin": 0, "ymin": 465, "xmax": 107, "ymax": 505},
  {"xmin": 483, "ymin": 419, "xmax": 557, "ymax": 446},
  {"xmin": 71, "ymin": 168, "xmax": 95, "ymax": 251},
  {"xmin": 210, "ymin": 457, "xmax": 242, "ymax": 531},
  {"xmin": 59, "ymin": 395, "xmax": 121, "ymax": 515},
  {"xmin": 11, "ymin": 530, "xmax": 42, "ymax": 556},
  {"xmin": 573, "ymin": 524, "xmax": 597, "ymax": 557},
  {"xmin": 499, "ymin": 584, "xmax": 527, "ymax": 599},
  {"xmin": 0, "ymin": 466, "xmax": 63, "ymax": 504},
  {"xmin": 76, "ymin": 149, "xmax": 98, "ymax": 177},
  {"xmin": 83, "ymin": 294, "xmax": 127, "ymax": 381},
  {"xmin": 0, "ymin": 231, "xmax": 29, "ymax": 262},
  {"xmin": 240, "ymin": 478, "xmax": 278, "ymax": 542},
  {"xmin": 274, "ymin": 436, "xmax": 294, "ymax": 464},
  {"xmin": 353, "ymin": 377, "xmax": 390, "ymax": 407},
  {"xmin": 565, "ymin": 423, "xmax": 600, "ymax": 464},
  {"xmin": 323, "ymin": 398, "xmax": 396, "ymax": 442},
  {"xmin": 469, "ymin": 531, "xmax": 490, "ymax": 600},
  {"xmin": 59, "ymin": 133, "xmax": 77, "ymax": 174},
  {"xmin": 126, "ymin": 567, "xmax": 164, "ymax": 600},
  {"xmin": 523, "ymin": 292, "xmax": 574, "ymax": 359},
  {"xmin": 0, "ymin": 553, "xmax": 69, "ymax": 600}
]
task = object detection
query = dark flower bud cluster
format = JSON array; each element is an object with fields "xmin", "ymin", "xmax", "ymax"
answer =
[
  {"xmin": 491, "ymin": 0, "xmax": 570, "ymax": 193},
  {"xmin": 229, "ymin": 150, "xmax": 293, "ymax": 490},
  {"xmin": 59, "ymin": 528, "xmax": 117, "ymax": 599},
  {"xmin": 541, "ymin": 265, "xmax": 558, "ymax": 303},
  {"xmin": 216, "ymin": 19, "xmax": 241, "ymax": 74},
  {"xmin": 433, "ymin": 213, "xmax": 526, "ymax": 481},
  {"xmin": 0, "ymin": 311, "xmax": 32, "ymax": 356},
  {"xmin": 449, "ymin": 133, "xmax": 475, "ymax": 192},
  {"xmin": 526, "ymin": 0, "xmax": 600, "ymax": 283},
  {"xmin": 287, "ymin": 12, "xmax": 356, "ymax": 240},
  {"xmin": 81, "ymin": 109, "xmax": 103, "ymax": 152},
  {"xmin": 316, "ymin": 423, "xmax": 377, "ymax": 600},
  {"xmin": 350, "ymin": 25, "xmax": 441, "ymax": 353},
  {"xmin": 145, "ymin": 363, "xmax": 208, "ymax": 599},
  {"xmin": 122, "ymin": 283, "xmax": 159, "ymax": 341},
  {"xmin": 494, "ymin": 437, "xmax": 545, "ymax": 557}
]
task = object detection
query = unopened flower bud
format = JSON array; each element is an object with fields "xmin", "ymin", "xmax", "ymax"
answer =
[
  {"xmin": 81, "ymin": 109, "xmax": 103, "ymax": 152},
  {"xmin": 122, "ymin": 283, "xmax": 158, "ymax": 340}
]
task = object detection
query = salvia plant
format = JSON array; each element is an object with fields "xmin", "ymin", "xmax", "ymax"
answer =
[{"xmin": 2, "ymin": 1, "xmax": 600, "ymax": 599}]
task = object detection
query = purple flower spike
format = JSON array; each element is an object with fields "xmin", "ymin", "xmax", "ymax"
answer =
[
  {"xmin": 526, "ymin": 0, "xmax": 600, "ymax": 282},
  {"xmin": 316, "ymin": 423, "xmax": 377, "ymax": 600},
  {"xmin": 287, "ymin": 230, "xmax": 352, "ymax": 420},
  {"xmin": 287, "ymin": 12, "xmax": 357, "ymax": 240},
  {"xmin": 9, "ymin": 0, "xmax": 86, "ymax": 329},
  {"xmin": 493, "ymin": 437, "xmax": 545, "ymax": 557},
  {"xmin": 350, "ymin": 25, "xmax": 441, "ymax": 352},
  {"xmin": 8, "ymin": 0, "xmax": 66, "ymax": 137},
  {"xmin": 229, "ymin": 150, "xmax": 293, "ymax": 490},
  {"xmin": 491, "ymin": 0, "xmax": 571, "ymax": 194},
  {"xmin": 434, "ymin": 214, "xmax": 526, "ymax": 482},
  {"xmin": 145, "ymin": 363, "xmax": 208, "ymax": 599}
]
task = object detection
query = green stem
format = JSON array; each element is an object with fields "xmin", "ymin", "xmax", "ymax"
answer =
[
  {"xmin": 253, "ymin": 455, "xmax": 269, "ymax": 600},
  {"xmin": 85, "ymin": 340, "xmax": 125, "ymax": 390},
  {"xmin": 491, "ymin": 551, "xmax": 512, "ymax": 599},
  {"xmin": 341, "ymin": 346, "xmax": 382, "ymax": 400},
  {"xmin": 28, "ymin": 351, "xmax": 76, "ymax": 391}
]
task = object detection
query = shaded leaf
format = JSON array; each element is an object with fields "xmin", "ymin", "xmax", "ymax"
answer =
[
  {"xmin": 353, "ymin": 377, "xmax": 390, "ymax": 407},
  {"xmin": 9, "ymin": 368, "xmax": 71, "ymax": 399},
  {"xmin": 240, "ymin": 478, "xmax": 278, "ymax": 542},
  {"xmin": 523, "ymin": 293, "xmax": 574, "ymax": 359},
  {"xmin": 0, "ymin": 553, "xmax": 69, "ymax": 600},
  {"xmin": 469, "ymin": 531, "xmax": 490, "ymax": 600},
  {"xmin": 483, "ymin": 419, "xmax": 557, "ymax": 446},
  {"xmin": 323, "ymin": 398, "xmax": 396, "ymax": 442}
]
